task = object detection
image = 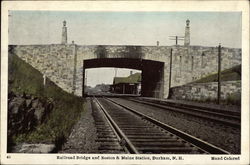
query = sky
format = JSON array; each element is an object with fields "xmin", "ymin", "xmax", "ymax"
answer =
[
  {"xmin": 9, "ymin": 11, "xmax": 242, "ymax": 87},
  {"xmin": 85, "ymin": 68, "xmax": 141, "ymax": 87}
]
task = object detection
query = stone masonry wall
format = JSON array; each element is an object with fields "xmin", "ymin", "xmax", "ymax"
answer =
[
  {"xmin": 170, "ymin": 46, "xmax": 241, "ymax": 87},
  {"xmin": 10, "ymin": 44, "xmax": 76, "ymax": 93},
  {"xmin": 170, "ymin": 81, "xmax": 241, "ymax": 101},
  {"xmin": 9, "ymin": 44, "xmax": 241, "ymax": 98}
]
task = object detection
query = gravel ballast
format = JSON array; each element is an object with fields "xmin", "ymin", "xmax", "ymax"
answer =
[
  {"xmin": 59, "ymin": 98, "xmax": 99, "ymax": 153},
  {"xmin": 111, "ymin": 98, "xmax": 240, "ymax": 154}
]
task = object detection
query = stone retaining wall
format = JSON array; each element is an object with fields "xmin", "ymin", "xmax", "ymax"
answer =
[
  {"xmin": 170, "ymin": 81, "xmax": 241, "ymax": 101},
  {"xmin": 9, "ymin": 44, "xmax": 76, "ymax": 93}
]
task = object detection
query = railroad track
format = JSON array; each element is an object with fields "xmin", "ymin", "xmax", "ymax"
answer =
[
  {"xmin": 126, "ymin": 98, "xmax": 241, "ymax": 128},
  {"xmin": 91, "ymin": 98, "xmax": 127, "ymax": 153},
  {"xmin": 92, "ymin": 97, "xmax": 230, "ymax": 154}
]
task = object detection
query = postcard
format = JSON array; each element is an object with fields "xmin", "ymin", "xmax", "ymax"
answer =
[{"xmin": 1, "ymin": 1, "xmax": 249, "ymax": 164}]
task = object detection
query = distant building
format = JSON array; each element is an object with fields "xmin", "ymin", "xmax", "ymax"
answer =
[{"xmin": 110, "ymin": 73, "xmax": 141, "ymax": 95}]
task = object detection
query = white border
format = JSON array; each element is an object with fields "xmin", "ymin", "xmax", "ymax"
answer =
[{"xmin": 1, "ymin": 1, "xmax": 249, "ymax": 165}]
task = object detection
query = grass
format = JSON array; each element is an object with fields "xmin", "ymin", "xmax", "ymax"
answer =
[
  {"xmin": 191, "ymin": 65, "xmax": 241, "ymax": 106},
  {"xmin": 8, "ymin": 52, "xmax": 84, "ymax": 145},
  {"xmin": 194, "ymin": 65, "xmax": 241, "ymax": 83}
]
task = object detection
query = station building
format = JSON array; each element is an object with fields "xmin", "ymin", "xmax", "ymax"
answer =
[{"xmin": 110, "ymin": 72, "xmax": 141, "ymax": 95}]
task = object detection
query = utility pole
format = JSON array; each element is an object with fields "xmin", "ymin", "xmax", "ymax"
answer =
[
  {"xmin": 217, "ymin": 44, "xmax": 222, "ymax": 104},
  {"xmin": 169, "ymin": 36, "xmax": 184, "ymax": 45},
  {"xmin": 123, "ymin": 84, "xmax": 125, "ymax": 94},
  {"xmin": 169, "ymin": 48, "xmax": 173, "ymax": 92}
]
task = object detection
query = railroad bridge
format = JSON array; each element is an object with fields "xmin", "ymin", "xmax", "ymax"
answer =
[{"xmin": 9, "ymin": 20, "xmax": 241, "ymax": 98}]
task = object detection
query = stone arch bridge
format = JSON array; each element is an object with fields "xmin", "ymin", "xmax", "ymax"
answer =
[{"xmin": 9, "ymin": 44, "xmax": 241, "ymax": 98}]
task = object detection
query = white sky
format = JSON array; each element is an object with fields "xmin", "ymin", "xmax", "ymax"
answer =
[
  {"xmin": 9, "ymin": 11, "xmax": 241, "ymax": 87},
  {"xmin": 86, "ymin": 68, "xmax": 141, "ymax": 87}
]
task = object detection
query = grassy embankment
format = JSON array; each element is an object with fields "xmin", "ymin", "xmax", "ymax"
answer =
[
  {"xmin": 193, "ymin": 65, "xmax": 241, "ymax": 105},
  {"xmin": 8, "ymin": 53, "xmax": 84, "ymax": 146},
  {"xmin": 194, "ymin": 65, "xmax": 241, "ymax": 83}
]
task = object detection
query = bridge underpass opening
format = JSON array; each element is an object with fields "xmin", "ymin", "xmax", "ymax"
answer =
[
  {"xmin": 83, "ymin": 58, "xmax": 165, "ymax": 98},
  {"xmin": 84, "ymin": 67, "xmax": 141, "ymax": 96}
]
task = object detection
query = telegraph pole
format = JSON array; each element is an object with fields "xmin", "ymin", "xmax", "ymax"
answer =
[
  {"xmin": 169, "ymin": 36, "xmax": 185, "ymax": 45},
  {"xmin": 217, "ymin": 44, "xmax": 222, "ymax": 104}
]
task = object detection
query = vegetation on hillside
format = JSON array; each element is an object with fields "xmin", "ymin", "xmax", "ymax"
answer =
[
  {"xmin": 188, "ymin": 65, "xmax": 241, "ymax": 105},
  {"xmin": 194, "ymin": 65, "xmax": 241, "ymax": 83},
  {"xmin": 8, "ymin": 53, "xmax": 84, "ymax": 147}
]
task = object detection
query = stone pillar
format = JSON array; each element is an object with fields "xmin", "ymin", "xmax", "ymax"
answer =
[
  {"xmin": 61, "ymin": 20, "xmax": 67, "ymax": 44},
  {"xmin": 184, "ymin": 19, "xmax": 190, "ymax": 46}
]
